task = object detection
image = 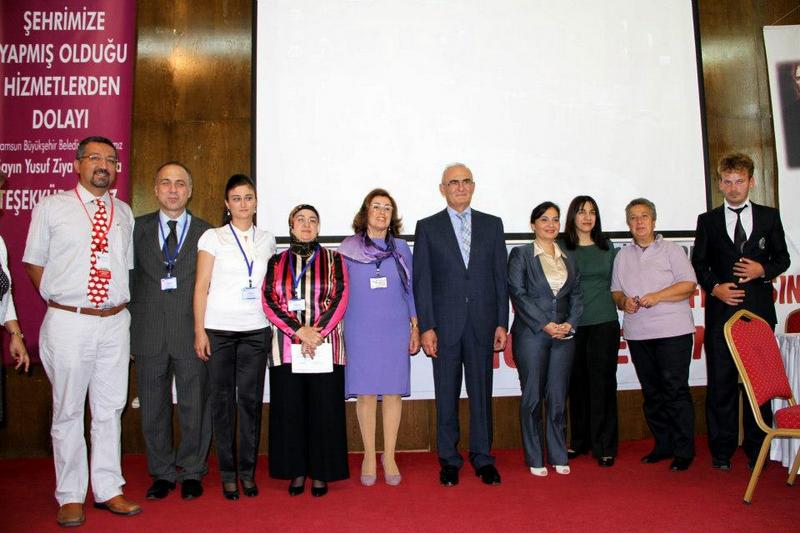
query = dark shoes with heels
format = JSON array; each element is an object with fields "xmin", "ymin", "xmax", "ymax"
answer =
[
  {"xmin": 222, "ymin": 482, "xmax": 239, "ymax": 500},
  {"xmin": 288, "ymin": 476, "xmax": 305, "ymax": 496},
  {"xmin": 222, "ymin": 479, "xmax": 259, "ymax": 500},
  {"xmin": 287, "ymin": 476, "xmax": 327, "ymax": 497},
  {"xmin": 241, "ymin": 480, "xmax": 258, "ymax": 497},
  {"xmin": 311, "ymin": 480, "xmax": 328, "ymax": 497}
]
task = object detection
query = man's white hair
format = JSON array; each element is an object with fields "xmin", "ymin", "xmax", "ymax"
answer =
[{"xmin": 441, "ymin": 162, "xmax": 470, "ymax": 181}]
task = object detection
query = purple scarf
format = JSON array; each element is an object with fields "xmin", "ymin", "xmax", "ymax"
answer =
[{"xmin": 338, "ymin": 233, "xmax": 411, "ymax": 292}]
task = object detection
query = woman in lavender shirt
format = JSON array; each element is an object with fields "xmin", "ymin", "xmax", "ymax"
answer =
[
  {"xmin": 611, "ymin": 198, "xmax": 697, "ymax": 472},
  {"xmin": 339, "ymin": 188, "xmax": 420, "ymax": 486}
]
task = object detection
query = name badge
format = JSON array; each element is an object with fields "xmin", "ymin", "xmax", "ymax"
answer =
[
  {"xmin": 241, "ymin": 286, "xmax": 259, "ymax": 300},
  {"xmin": 161, "ymin": 277, "xmax": 177, "ymax": 291},
  {"xmin": 288, "ymin": 298, "xmax": 306, "ymax": 312},
  {"xmin": 370, "ymin": 276, "xmax": 388, "ymax": 289},
  {"xmin": 95, "ymin": 251, "xmax": 111, "ymax": 271}
]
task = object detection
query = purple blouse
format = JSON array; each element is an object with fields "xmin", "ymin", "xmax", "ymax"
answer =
[{"xmin": 610, "ymin": 235, "xmax": 696, "ymax": 341}]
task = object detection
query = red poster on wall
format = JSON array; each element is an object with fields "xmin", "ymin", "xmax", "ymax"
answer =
[{"xmin": 0, "ymin": 1, "xmax": 137, "ymax": 362}]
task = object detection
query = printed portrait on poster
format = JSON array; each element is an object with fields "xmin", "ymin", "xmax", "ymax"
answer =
[{"xmin": 778, "ymin": 61, "xmax": 800, "ymax": 168}]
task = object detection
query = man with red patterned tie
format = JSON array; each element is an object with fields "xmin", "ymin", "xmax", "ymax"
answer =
[{"xmin": 23, "ymin": 136, "xmax": 140, "ymax": 527}]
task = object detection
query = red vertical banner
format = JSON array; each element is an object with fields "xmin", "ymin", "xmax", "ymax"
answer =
[{"xmin": 0, "ymin": 1, "xmax": 137, "ymax": 362}]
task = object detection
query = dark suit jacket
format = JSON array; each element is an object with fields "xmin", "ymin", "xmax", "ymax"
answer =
[
  {"xmin": 692, "ymin": 202, "xmax": 790, "ymax": 328},
  {"xmin": 413, "ymin": 208, "xmax": 509, "ymax": 346},
  {"xmin": 507, "ymin": 244, "xmax": 583, "ymax": 336},
  {"xmin": 129, "ymin": 211, "xmax": 212, "ymax": 356}
]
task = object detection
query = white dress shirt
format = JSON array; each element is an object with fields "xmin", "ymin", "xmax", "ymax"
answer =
[
  {"xmin": 23, "ymin": 183, "xmax": 135, "ymax": 307},
  {"xmin": 723, "ymin": 197, "xmax": 753, "ymax": 242}
]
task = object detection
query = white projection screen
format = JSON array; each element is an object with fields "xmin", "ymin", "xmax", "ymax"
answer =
[{"xmin": 254, "ymin": 0, "xmax": 708, "ymax": 238}]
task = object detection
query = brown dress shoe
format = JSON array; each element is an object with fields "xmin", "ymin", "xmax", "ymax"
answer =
[
  {"xmin": 93, "ymin": 494, "xmax": 142, "ymax": 516},
  {"xmin": 57, "ymin": 503, "xmax": 85, "ymax": 527}
]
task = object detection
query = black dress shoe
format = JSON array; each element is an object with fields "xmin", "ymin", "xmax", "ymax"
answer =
[
  {"xmin": 598, "ymin": 457, "xmax": 615, "ymax": 468},
  {"xmin": 146, "ymin": 479, "xmax": 176, "ymax": 500},
  {"xmin": 181, "ymin": 479, "xmax": 203, "ymax": 500},
  {"xmin": 712, "ymin": 458, "xmax": 731, "ymax": 471},
  {"xmin": 475, "ymin": 464, "xmax": 501, "ymax": 485},
  {"xmin": 567, "ymin": 449, "xmax": 586, "ymax": 460},
  {"xmin": 641, "ymin": 452, "xmax": 672, "ymax": 464},
  {"xmin": 288, "ymin": 477, "xmax": 305, "ymax": 496},
  {"xmin": 439, "ymin": 465, "xmax": 459, "ymax": 487},
  {"xmin": 310, "ymin": 480, "xmax": 328, "ymax": 497},
  {"xmin": 747, "ymin": 457, "xmax": 767, "ymax": 471},
  {"xmin": 670, "ymin": 457, "xmax": 693, "ymax": 471},
  {"xmin": 241, "ymin": 480, "xmax": 258, "ymax": 497},
  {"xmin": 222, "ymin": 482, "xmax": 239, "ymax": 500}
]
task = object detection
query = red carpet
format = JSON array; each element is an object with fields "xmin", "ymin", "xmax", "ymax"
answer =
[{"xmin": 0, "ymin": 438, "xmax": 796, "ymax": 532}]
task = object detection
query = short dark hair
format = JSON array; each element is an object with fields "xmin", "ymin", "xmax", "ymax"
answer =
[
  {"xmin": 563, "ymin": 195, "xmax": 610, "ymax": 250},
  {"xmin": 76, "ymin": 136, "xmax": 117, "ymax": 159},
  {"xmin": 530, "ymin": 201, "xmax": 560, "ymax": 224},
  {"xmin": 351, "ymin": 188, "xmax": 403, "ymax": 236},
  {"xmin": 717, "ymin": 152, "xmax": 754, "ymax": 179},
  {"xmin": 222, "ymin": 174, "xmax": 256, "ymax": 225},
  {"xmin": 155, "ymin": 160, "xmax": 193, "ymax": 187}
]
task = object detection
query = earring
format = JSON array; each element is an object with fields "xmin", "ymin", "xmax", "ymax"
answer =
[{"xmin": 226, "ymin": 208, "xmax": 231, "ymax": 217}]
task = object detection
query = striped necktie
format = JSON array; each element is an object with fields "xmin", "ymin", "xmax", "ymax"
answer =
[{"xmin": 457, "ymin": 211, "xmax": 471, "ymax": 267}]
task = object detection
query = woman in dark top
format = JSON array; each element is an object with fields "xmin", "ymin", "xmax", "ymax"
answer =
[{"xmin": 563, "ymin": 195, "xmax": 620, "ymax": 467}]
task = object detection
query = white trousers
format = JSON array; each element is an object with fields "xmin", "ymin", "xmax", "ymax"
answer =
[{"xmin": 39, "ymin": 307, "xmax": 131, "ymax": 505}]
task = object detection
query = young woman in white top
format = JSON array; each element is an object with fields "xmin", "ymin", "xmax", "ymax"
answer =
[{"xmin": 193, "ymin": 174, "xmax": 276, "ymax": 500}]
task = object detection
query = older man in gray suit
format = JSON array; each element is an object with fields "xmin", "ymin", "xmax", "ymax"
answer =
[{"xmin": 130, "ymin": 162, "xmax": 212, "ymax": 500}]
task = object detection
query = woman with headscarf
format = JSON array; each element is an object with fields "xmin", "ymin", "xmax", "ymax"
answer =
[{"xmin": 263, "ymin": 204, "xmax": 350, "ymax": 497}]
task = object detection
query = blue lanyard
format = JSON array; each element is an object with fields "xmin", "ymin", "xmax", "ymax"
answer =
[
  {"xmin": 159, "ymin": 214, "xmax": 189, "ymax": 273},
  {"xmin": 289, "ymin": 246, "xmax": 319, "ymax": 298},
  {"xmin": 228, "ymin": 223, "xmax": 256, "ymax": 287}
]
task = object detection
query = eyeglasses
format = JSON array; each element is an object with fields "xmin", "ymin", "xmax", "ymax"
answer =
[
  {"xmin": 445, "ymin": 178, "xmax": 475, "ymax": 188},
  {"xmin": 369, "ymin": 203, "xmax": 393, "ymax": 213},
  {"xmin": 293, "ymin": 215, "xmax": 319, "ymax": 225},
  {"xmin": 80, "ymin": 154, "xmax": 119, "ymax": 166}
]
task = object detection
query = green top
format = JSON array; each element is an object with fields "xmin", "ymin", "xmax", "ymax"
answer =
[{"xmin": 569, "ymin": 241, "xmax": 619, "ymax": 327}]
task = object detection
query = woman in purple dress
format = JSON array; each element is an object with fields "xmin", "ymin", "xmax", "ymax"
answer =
[{"xmin": 339, "ymin": 188, "xmax": 420, "ymax": 486}]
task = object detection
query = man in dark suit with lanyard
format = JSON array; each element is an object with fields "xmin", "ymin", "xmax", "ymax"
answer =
[
  {"xmin": 413, "ymin": 162, "xmax": 509, "ymax": 486},
  {"xmin": 130, "ymin": 161, "xmax": 213, "ymax": 499},
  {"xmin": 692, "ymin": 152, "xmax": 790, "ymax": 471}
]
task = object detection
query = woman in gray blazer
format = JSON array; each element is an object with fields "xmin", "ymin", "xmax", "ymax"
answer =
[{"xmin": 508, "ymin": 201, "xmax": 583, "ymax": 477}]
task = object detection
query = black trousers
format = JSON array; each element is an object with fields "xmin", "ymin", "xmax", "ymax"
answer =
[
  {"xmin": 268, "ymin": 364, "xmax": 349, "ymax": 482},
  {"xmin": 705, "ymin": 322, "xmax": 773, "ymax": 462},
  {"xmin": 568, "ymin": 320, "xmax": 620, "ymax": 458},
  {"xmin": 206, "ymin": 328, "xmax": 269, "ymax": 483},
  {"xmin": 628, "ymin": 334, "xmax": 695, "ymax": 459}
]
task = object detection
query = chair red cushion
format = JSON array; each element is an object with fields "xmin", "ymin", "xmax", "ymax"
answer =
[
  {"xmin": 775, "ymin": 404, "xmax": 800, "ymax": 429},
  {"xmin": 729, "ymin": 317, "xmax": 793, "ymax": 405}
]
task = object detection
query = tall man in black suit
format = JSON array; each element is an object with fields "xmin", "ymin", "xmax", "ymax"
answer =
[
  {"xmin": 130, "ymin": 162, "xmax": 213, "ymax": 499},
  {"xmin": 413, "ymin": 163, "xmax": 509, "ymax": 486},
  {"xmin": 692, "ymin": 153, "xmax": 790, "ymax": 470}
]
